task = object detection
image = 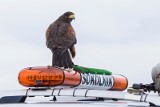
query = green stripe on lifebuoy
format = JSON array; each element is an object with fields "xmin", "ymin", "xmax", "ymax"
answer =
[{"xmin": 73, "ymin": 65, "xmax": 112, "ymax": 75}]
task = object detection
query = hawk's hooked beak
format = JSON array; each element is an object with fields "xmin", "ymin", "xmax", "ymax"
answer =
[{"xmin": 68, "ymin": 14, "xmax": 75, "ymax": 20}]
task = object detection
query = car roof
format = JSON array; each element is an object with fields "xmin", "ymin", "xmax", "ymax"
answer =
[{"xmin": 1, "ymin": 88, "xmax": 159, "ymax": 107}]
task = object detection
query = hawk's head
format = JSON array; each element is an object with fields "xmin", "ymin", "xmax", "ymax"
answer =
[{"xmin": 60, "ymin": 11, "xmax": 75, "ymax": 23}]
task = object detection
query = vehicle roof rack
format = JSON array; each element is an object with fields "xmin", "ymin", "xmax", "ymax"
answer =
[{"xmin": 0, "ymin": 88, "xmax": 160, "ymax": 106}]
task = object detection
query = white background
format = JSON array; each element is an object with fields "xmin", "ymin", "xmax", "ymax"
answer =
[{"xmin": 0, "ymin": 0, "xmax": 160, "ymax": 91}]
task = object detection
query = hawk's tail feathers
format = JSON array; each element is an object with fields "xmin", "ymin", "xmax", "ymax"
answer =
[
  {"xmin": 61, "ymin": 50, "xmax": 73, "ymax": 68},
  {"xmin": 69, "ymin": 46, "xmax": 76, "ymax": 58},
  {"xmin": 52, "ymin": 48, "xmax": 74, "ymax": 68}
]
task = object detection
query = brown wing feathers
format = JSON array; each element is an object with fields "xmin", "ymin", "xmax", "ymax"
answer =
[{"xmin": 46, "ymin": 12, "xmax": 76, "ymax": 68}]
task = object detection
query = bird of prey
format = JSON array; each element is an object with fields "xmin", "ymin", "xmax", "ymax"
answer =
[{"xmin": 46, "ymin": 12, "xmax": 76, "ymax": 69}]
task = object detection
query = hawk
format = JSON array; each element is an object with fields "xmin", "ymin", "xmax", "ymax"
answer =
[{"xmin": 46, "ymin": 12, "xmax": 76, "ymax": 69}]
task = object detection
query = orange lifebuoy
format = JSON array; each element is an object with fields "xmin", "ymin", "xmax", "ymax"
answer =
[
  {"xmin": 18, "ymin": 66, "xmax": 81, "ymax": 87},
  {"xmin": 18, "ymin": 66, "xmax": 128, "ymax": 91}
]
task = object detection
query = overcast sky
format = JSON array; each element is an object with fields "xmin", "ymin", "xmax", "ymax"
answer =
[{"xmin": 0, "ymin": 0, "xmax": 160, "ymax": 91}]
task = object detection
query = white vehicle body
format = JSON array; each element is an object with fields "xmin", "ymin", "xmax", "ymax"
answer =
[{"xmin": 0, "ymin": 88, "xmax": 159, "ymax": 107}]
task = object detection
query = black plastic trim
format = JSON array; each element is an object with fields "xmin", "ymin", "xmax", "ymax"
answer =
[{"xmin": 0, "ymin": 96, "xmax": 27, "ymax": 104}]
